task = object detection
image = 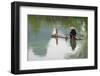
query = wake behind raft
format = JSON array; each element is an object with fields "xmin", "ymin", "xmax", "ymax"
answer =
[{"xmin": 51, "ymin": 28, "xmax": 83, "ymax": 50}]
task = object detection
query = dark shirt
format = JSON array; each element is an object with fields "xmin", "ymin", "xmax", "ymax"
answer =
[{"xmin": 70, "ymin": 29, "xmax": 76, "ymax": 38}]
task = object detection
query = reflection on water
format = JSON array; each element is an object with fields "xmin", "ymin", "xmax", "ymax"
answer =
[
  {"xmin": 28, "ymin": 23, "xmax": 53, "ymax": 57},
  {"xmin": 28, "ymin": 15, "xmax": 88, "ymax": 61},
  {"xmin": 70, "ymin": 39, "xmax": 76, "ymax": 50}
]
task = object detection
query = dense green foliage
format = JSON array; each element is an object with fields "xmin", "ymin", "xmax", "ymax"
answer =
[{"xmin": 28, "ymin": 15, "xmax": 88, "ymax": 33}]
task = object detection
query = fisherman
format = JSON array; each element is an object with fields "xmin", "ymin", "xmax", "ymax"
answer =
[
  {"xmin": 70, "ymin": 28, "xmax": 77, "ymax": 50},
  {"xmin": 70, "ymin": 29, "xmax": 77, "ymax": 40}
]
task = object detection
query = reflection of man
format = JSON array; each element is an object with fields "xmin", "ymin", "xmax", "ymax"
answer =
[{"xmin": 70, "ymin": 29, "xmax": 76, "ymax": 40}]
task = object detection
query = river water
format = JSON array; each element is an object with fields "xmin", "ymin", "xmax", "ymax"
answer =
[{"xmin": 28, "ymin": 15, "xmax": 88, "ymax": 61}]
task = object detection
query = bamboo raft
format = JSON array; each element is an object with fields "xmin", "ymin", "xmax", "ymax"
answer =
[
  {"xmin": 51, "ymin": 34, "xmax": 68, "ymax": 40},
  {"xmin": 51, "ymin": 28, "xmax": 83, "ymax": 45},
  {"xmin": 51, "ymin": 34, "xmax": 82, "ymax": 40}
]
